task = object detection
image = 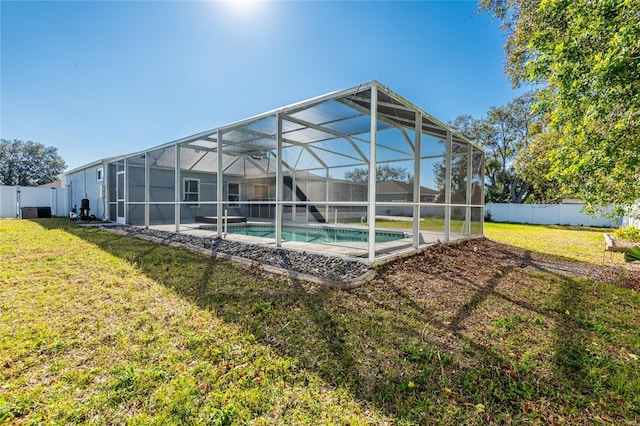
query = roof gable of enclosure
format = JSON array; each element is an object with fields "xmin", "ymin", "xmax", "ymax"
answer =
[{"xmin": 106, "ymin": 81, "xmax": 481, "ymax": 174}]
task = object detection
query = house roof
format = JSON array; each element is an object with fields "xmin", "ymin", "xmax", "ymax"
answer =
[
  {"xmin": 63, "ymin": 156, "xmax": 122, "ymax": 175},
  {"xmin": 38, "ymin": 179, "xmax": 62, "ymax": 188},
  {"xmin": 376, "ymin": 180, "xmax": 437, "ymax": 196}
]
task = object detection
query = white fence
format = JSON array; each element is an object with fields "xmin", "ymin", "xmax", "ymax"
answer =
[
  {"xmin": 0, "ymin": 185, "xmax": 68, "ymax": 218},
  {"xmin": 485, "ymin": 202, "xmax": 620, "ymax": 228},
  {"xmin": 622, "ymin": 203, "xmax": 640, "ymax": 228},
  {"xmin": 624, "ymin": 216, "xmax": 640, "ymax": 227}
]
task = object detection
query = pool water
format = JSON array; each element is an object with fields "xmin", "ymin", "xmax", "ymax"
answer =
[{"xmin": 200, "ymin": 224, "xmax": 408, "ymax": 244}]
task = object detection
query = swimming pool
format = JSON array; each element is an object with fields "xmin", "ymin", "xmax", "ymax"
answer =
[{"xmin": 200, "ymin": 224, "xmax": 409, "ymax": 244}]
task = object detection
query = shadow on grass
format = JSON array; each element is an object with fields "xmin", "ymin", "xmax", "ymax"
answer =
[{"xmin": 37, "ymin": 219, "xmax": 640, "ymax": 423}]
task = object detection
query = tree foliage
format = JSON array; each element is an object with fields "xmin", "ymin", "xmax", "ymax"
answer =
[
  {"xmin": 0, "ymin": 139, "xmax": 67, "ymax": 186},
  {"xmin": 432, "ymin": 146, "xmax": 478, "ymax": 204},
  {"xmin": 480, "ymin": 0, "xmax": 640, "ymax": 215},
  {"xmin": 344, "ymin": 164, "xmax": 412, "ymax": 183},
  {"xmin": 449, "ymin": 92, "xmax": 541, "ymax": 203},
  {"xmin": 515, "ymin": 121, "xmax": 564, "ymax": 203}
]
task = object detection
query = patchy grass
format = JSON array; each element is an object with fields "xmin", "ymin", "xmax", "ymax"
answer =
[
  {"xmin": 0, "ymin": 219, "xmax": 388, "ymax": 424},
  {"xmin": 377, "ymin": 219, "xmax": 615, "ymax": 264},
  {"xmin": 1, "ymin": 218, "xmax": 639, "ymax": 424},
  {"xmin": 484, "ymin": 222, "xmax": 621, "ymax": 264}
]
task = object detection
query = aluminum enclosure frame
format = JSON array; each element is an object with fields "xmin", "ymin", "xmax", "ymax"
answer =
[{"xmin": 99, "ymin": 81, "xmax": 484, "ymax": 265}]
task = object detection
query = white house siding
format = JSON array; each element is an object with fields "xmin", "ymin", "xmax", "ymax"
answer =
[
  {"xmin": 125, "ymin": 166, "xmax": 223, "ymax": 226},
  {"xmin": 63, "ymin": 165, "xmax": 107, "ymax": 220}
]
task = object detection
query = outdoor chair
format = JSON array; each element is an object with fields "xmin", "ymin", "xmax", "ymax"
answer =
[{"xmin": 603, "ymin": 233, "xmax": 636, "ymax": 262}]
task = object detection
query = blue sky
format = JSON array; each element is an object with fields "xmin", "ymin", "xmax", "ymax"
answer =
[{"xmin": 1, "ymin": 1, "xmax": 527, "ymax": 171}]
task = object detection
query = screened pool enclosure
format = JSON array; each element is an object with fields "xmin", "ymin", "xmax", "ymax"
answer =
[{"xmin": 105, "ymin": 82, "xmax": 484, "ymax": 264}]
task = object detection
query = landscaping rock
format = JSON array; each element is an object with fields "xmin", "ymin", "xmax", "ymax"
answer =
[{"xmin": 101, "ymin": 225, "xmax": 372, "ymax": 285}]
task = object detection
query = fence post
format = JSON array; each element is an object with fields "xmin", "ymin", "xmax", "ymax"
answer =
[{"xmin": 16, "ymin": 186, "xmax": 20, "ymax": 218}]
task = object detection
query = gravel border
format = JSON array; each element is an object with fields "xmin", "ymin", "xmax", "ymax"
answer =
[{"xmin": 98, "ymin": 225, "xmax": 375, "ymax": 289}]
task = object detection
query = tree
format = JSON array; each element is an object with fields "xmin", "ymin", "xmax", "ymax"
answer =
[
  {"xmin": 515, "ymin": 121, "xmax": 564, "ymax": 203},
  {"xmin": 0, "ymin": 139, "xmax": 67, "ymax": 186},
  {"xmin": 449, "ymin": 92, "xmax": 539, "ymax": 203},
  {"xmin": 480, "ymin": 0, "xmax": 640, "ymax": 215},
  {"xmin": 432, "ymin": 146, "xmax": 470, "ymax": 204},
  {"xmin": 344, "ymin": 164, "xmax": 412, "ymax": 183}
]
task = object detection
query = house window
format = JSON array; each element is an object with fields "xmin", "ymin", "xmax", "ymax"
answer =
[
  {"xmin": 184, "ymin": 179, "xmax": 199, "ymax": 205},
  {"xmin": 96, "ymin": 167, "xmax": 104, "ymax": 182},
  {"xmin": 228, "ymin": 182, "xmax": 239, "ymax": 207},
  {"xmin": 254, "ymin": 184, "xmax": 268, "ymax": 198}
]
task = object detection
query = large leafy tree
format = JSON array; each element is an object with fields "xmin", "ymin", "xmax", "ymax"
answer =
[
  {"xmin": 515, "ymin": 121, "xmax": 564, "ymax": 203},
  {"xmin": 480, "ymin": 0, "xmax": 640, "ymax": 215},
  {"xmin": 449, "ymin": 92, "xmax": 539, "ymax": 203},
  {"xmin": 432, "ymin": 145, "xmax": 471, "ymax": 204},
  {"xmin": 0, "ymin": 139, "xmax": 67, "ymax": 186},
  {"xmin": 344, "ymin": 164, "xmax": 412, "ymax": 183}
]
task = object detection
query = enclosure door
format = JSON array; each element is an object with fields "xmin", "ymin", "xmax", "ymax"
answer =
[{"xmin": 116, "ymin": 171, "xmax": 125, "ymax": 224}]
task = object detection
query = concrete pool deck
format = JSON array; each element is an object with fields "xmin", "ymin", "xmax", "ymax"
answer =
[{"xmin": 147, "ymin": 221, "xmax": 471, "ymax": 264}]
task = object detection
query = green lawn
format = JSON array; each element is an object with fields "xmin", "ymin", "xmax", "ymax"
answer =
[
  {"xmin": 376, "ymin": 217, "xmax": 467, "ymax": 232},
  {"xmin": 377, "ymin": 219, "xmax": 619, "ymax": 264},
  {"xmin": 1, "ymin": 218, "xmax": 638, "ymax": 424},
  {"xmin": 484, "ymin": 222, "xmax": 621, "ymax": 264},
  {"xmin": 0, "ymin": 219, "xmax": 385, "ymax": 424}
]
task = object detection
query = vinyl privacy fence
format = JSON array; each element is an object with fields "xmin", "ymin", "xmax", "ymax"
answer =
[
  {"xmin": 485, "ymin": 203, "xmax": 620, "ymax": 228},
  {"xmin": 0, "ymin": 185, "xmax": 68, "ymax": 218},
  {"xmin": 622, "ymin": 203, "xmax": 640, "ymax": 228}
]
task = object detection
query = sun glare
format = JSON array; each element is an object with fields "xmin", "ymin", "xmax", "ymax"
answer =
[
  {"xmin": 215, "ymin": 0, "xmax": 273, "ymax": 33},
  {"xmin": 224, "ymin": 0, "xmax": 262, "ymax": 15}
]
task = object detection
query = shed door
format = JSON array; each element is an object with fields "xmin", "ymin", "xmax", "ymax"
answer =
[{"xmin": 116, "ymin": 171, "xmax": 125, "ymax": 224}]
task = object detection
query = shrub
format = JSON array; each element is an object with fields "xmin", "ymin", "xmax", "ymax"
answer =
[
  {"xmin": 624, "ymin": 246, "xmax": 640, "ymax": 263},
  {"xmin": 614, "ymin": 226, "xmax": 640, "ymax": 242}
]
